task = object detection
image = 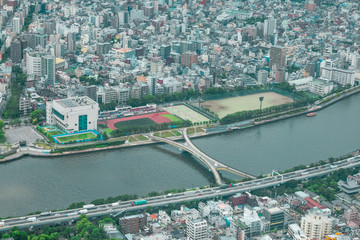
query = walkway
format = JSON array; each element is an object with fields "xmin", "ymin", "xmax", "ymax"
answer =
[{"xmin": 148, "ymin": 128, "xmax": 256, "ymax": 185}]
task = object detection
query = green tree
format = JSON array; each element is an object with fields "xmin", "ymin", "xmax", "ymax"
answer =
[{"xmin": 0, "ymin": 119, "xmax": 4, "ymax": 129}]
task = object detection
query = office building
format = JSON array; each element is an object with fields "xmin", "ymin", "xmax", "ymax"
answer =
[
  {"xmin": 46, "ymin": 96, "xmax": 99, "ymax": 133},
  {"xmin": 263, "ymin": 207, "xmax": 284, "ymax": 231},
  {"xmin": 269, "ymin": 46, "xmax": 287, "ymax": 69},
  {"xmin": 67, "ymin": 32, "xmax": 76, "ymax": 53},
  {"xmin": 264, "ymin": 18, "xmax": 276, "ymax": 37},
  {"xmin": 301, "ymin": 209, "xmax": 332, "ymax": 240},
  {"xmin": 118, "ymin": 11, "xmax": 129, "ymax": 25},
  {"xmin": 119, "ymin": 214, "xmax": 146, "ymax": 234},
  {"xmin": 42, "ymin": 55, "xmax": 56, "ymax": 87},
  {"xmin": 10, "ymin": 38, "xmax": 22, "ymax": 63},
  {"xmin": 186, "ymin": 218, "xmax": 208, "ymax": 240}
]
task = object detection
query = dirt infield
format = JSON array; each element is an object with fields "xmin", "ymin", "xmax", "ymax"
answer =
[
  {"xmin": 201, "ymin": 92, "xmax": 294, "ymax": 118},
  {"xmin": 99, "ymin": 112, "xmax": 172, "ymax": 130},
  {"xmin": 164, "ymin": 105, "xmax": 210, "ymax": 123}
]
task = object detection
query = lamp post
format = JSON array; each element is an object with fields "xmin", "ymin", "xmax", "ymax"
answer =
[{"xmin": 259, "ymin": 96, "xmax": 264, "ymax": 116}]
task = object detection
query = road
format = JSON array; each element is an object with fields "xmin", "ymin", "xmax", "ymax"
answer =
[{"xmin": 1, "ymin": 155, "xmax": 359, "ymax": 232}]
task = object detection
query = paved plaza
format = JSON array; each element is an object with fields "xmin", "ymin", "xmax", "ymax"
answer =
[{"xmin": 4, "ymin": 126, "xmax": 44, "ymax": 144}]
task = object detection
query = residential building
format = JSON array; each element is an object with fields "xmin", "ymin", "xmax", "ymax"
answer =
[
  {"xmin": 42, "ymin": 55, "xmax": 56, "ymax": 87},
  {"xmin": 119, "ymin": 214, "xmax": 146, "ymax": 234},
  {"xmin": 10, "ymin": 38, "xmax": 22, "ymax": 63},
  {"xmin": 264, "ymin": 18, "xmax": 276, "ymax": 37},
  {"xmin": 308, "ymin": 79, "xmax": 334, "ymax": 96},
  {"xmin": 301, "ymin": 209, "xmax": 332, "ymax": 240},
  {"xmin": 186, "ymin": 218, "xmax": 208, "ymax": 240}
]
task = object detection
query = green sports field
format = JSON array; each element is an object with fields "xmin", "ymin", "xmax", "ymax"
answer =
[
  {"xmin": 113, "ymin": 118, "xmax": 158, "ymax": 130},
  {"xmin": 161, "ymin": 114, "xmax": 182, "ymax": 122},
  {"xmin": 56, "ymin": 132, "xmax": 97, "ymax": 143}
]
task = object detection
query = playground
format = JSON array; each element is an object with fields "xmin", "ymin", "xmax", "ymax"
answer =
[{"xmin": 200, "ymin": 92, "xmax": 294, "ymax": 118}]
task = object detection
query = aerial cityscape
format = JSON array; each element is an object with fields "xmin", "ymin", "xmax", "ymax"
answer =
[{"xmin": 0, "ymin": 0, "xmax": 360, "ymax": 239}]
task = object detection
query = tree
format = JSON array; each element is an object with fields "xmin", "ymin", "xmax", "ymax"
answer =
[
  {"xmin": 30, "ymin": 110, "xmax": 45, "ymax": 124},
  {"xmin": 0, "ymin": 120, "xmax": 4, "ymax": 129}
]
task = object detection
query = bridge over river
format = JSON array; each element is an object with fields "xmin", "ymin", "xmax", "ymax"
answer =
[{"xmin": 148, "ymin": 129, "xmax": 256, "ymax": 185}]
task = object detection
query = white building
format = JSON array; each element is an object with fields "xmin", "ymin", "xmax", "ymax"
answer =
[
  {"xmin": 186, "ymin": 218, "xmax": 208, "ymax": 240},
  {"xmin": 288, "ymin": 223, "xmax": 309, "ymax": 240},
  {"xmin": 308, "ymin": 79, "xmax": 334, "ymax": 96},
  {"xmin": 257, "ymin": 70, "xmax": 268, "ymax": 84},
  {"xmin": 13, "ymin": 17, "xmax": 21, "ymax": 34},
  {"xmin": 320, "ymin": 67, "xmax": 355, "ymax": 86},
  {"xmin": 288, "ymin": 77, "xmax": 313, "ymax": 91},
  {"xmin": 46, "ymin": 96, "xmax": 99, "ymax": 133},
  {"xmin": 301, "ymin": 209, "xmax": 332, "ymax": 240},
  {"xmin": 26, "ymin": 51, "xmax": 45, "ymax": 77}
]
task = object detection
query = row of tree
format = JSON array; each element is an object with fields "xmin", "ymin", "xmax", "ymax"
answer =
[
  {"xmin": 0, "ymin": 120, "xmax": 5, "ymax": 143},
  {"xmin": 2, "ymin": 66, "xmax": 27, "ymax": 119},
  {"xmin": 0, "ymin": 215, "xmax": 110, "ymax": 240},
  {"xmin": 110, "ymin": 120, "xmax": 192, "ymax": 137}
]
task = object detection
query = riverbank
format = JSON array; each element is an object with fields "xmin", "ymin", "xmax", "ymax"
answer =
[{"xmin": 2, "ymin": 86, "xmax": 360, "ymax": 164}]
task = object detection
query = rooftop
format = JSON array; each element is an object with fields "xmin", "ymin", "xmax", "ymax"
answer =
[{"xmin": 55, "ymin": 96, "xmax": 97, "ymax": 108}]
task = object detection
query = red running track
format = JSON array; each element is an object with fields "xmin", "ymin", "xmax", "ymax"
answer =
[{"xmin": 99, "ymin": 111, "xmax": 172, "ymax": 130}]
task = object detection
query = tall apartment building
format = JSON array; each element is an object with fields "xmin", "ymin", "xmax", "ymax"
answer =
[
  {"xmin": 269, "ymin": 46, "xmax": 287, "ymax": 69},
  {"xmin": 10, "ymin": 38, "xmax": 22, "ymax": 63},
  {"xmin": 12, "ymin": 16, "xmax": 21, "ymax": 34},
  {"xmin": 67, "ymin": 32, "xmax": 76, "ymax": 53},
  {"xmin": 257, "ymin": 70, "xmax": 268, "ymax": 84},
  {"xmin": 42, "ymin": 55, "xmax": 56, "ymax": 87},
  {"xmin": 181, "ymin": 51, "xmax": 198, "ymax": 68},
  {"xmin": 186, "ymin": 218, "xmax": 208, "ymax": 240},
  {"xmin": 26, "ymin": 51, "xmax": 45, "ymax": 77},
  {"xmin": 264, "ymin": 18, "xmax": 276, "ymax": 37},
  {"xmin": 301, "ymin": 210, "xmax": 332, "ymax": 240},
  {"xmin": 119, "ymin": 214, "xmax": 146, "ymax": 234}
]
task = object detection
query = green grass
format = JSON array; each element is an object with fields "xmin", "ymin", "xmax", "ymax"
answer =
[
  {"xmin": 195, "ymin": 127, "xmax": 205, "ymax": 132},
  {"xmin": 135, "ymin": 135, "xmax": 148, "ymax": 141},
  {"xmin": 128, "ymin": 136, "xmax": 138, "ymax": 142},
  {"xmin": 56, "ymin": 132, "xmax": 97, "ymax": 143},
  {"xmin": 153, "ymin": 132, "xmax": 160, "ymax": 137},
  {"xmin": 113, "ymin": 118, "xmax": 158, "ymax": 130},
  {"xmin": 171, "ymin": 130, "xmax": 182, "ymax": 136},
  {"xmin": 104, "ymin": 128, "xmax": 113, "ymax": 135},
  {"xmin": 161, "ymin": 114, "xmax": 182, "ymax": 122},
  {"xmin": 161, "ymin": 132, "xmax": 174, "ymax": 138},
  {"xmin": 46, "ymin": 130, "xmax": 64, "ymax": 136}
]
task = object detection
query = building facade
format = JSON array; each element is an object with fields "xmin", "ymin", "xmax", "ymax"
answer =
[{"xmin": 46, "ymin": 96, "xmax": 99, "ymax": 133}]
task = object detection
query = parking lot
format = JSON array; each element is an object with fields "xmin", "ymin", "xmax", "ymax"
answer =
[{"xmin": 4, "ymin": 126, "xmax": 44, "ymax": 144}]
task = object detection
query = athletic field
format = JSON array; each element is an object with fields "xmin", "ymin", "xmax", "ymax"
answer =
[
  {"xmin": 201, "ymin": 92, "xmax": 294, "ymax": 118},
  {"xmin": 164, "ymin": 105, "xmax": 210, "ymax": 123},
  {"xmin": 99, "ymin": 111, "xmax": 182, "ymax": 131}
]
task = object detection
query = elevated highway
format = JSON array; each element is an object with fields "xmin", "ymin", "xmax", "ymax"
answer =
[{"xmin": 1, "ymin": 155, "xmax": 359, "ymax": 231}]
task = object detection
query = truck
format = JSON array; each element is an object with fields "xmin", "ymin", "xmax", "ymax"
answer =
[
  {"xmin": 82, "ymin": 204, "xmax": 96, "ymax": 209},
  {"xmin": 40, "ymin": 211, "xmax": 51, "ymax": 216},
  {"xmin": 27, "ymin": 217, "xmax": 37, "ymax": 222},
  {"xmin": 0, "ymin": 221, "xmax": 4, "ymax": 227},
  {"xmin": 220, "ymin": 183, "xmax": 234, "ymax": 189},
  {"xmin": 111, "ymin": 202, "xmax": 119, "ymax": 207},
  {"xmin": 131, "ymin": 200, "xmax": 147, "ymax": 206},
  {"xmin": 78, "ymin": 209, "xmax": 88, "ymax": 214}
]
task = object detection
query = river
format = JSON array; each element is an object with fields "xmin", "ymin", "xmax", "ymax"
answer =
[{"xmin": 0, "ymin": 93, "xmax": 359, "ymax": 217}]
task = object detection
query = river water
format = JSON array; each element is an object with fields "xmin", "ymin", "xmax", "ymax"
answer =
[{"xmin": 0, "ymin": 93, "xmax": 360, "ymax": 217}]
